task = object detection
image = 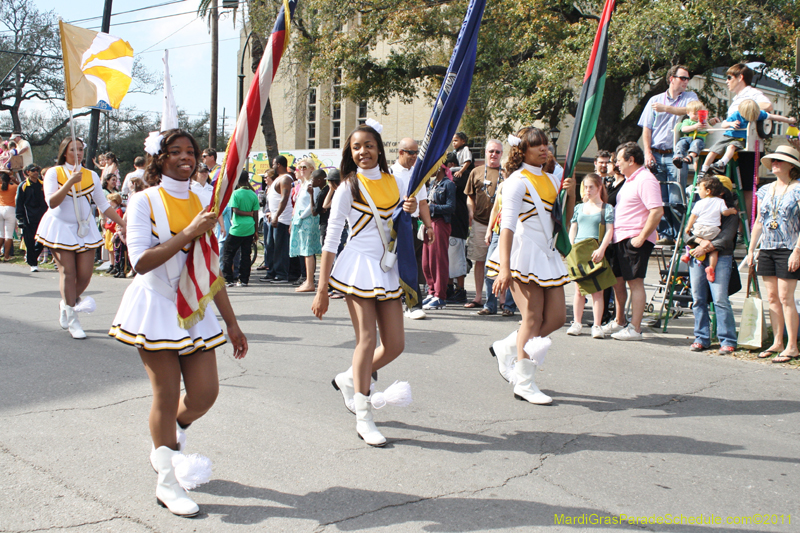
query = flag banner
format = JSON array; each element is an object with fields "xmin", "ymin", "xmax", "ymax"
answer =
[
  {"xmin": 552, "ymin": 0, "xmax": 616, "ymax": 254},
  {"xmin": 390, "ymin": 0, "xmax": 487, "ymax": 308},
  {"xmin": 161, "ymin": 50, "xmax": 178, "ymax": 131},
  {"xmin": 59, "ymin": 20, "xmax": 134, "ymax": 110},
  {"xmin": 175, "ymin": 0, "xmax": 296, "ymax": 329}
]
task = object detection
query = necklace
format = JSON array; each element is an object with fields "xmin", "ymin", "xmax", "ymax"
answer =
[{"xmin": 768, "ymin": 181, "xmax": 792, "ymax": 230}]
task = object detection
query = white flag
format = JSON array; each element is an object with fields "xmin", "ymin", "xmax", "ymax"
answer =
[{"xmin": 161, "ymin": 50, "xmax": 178, "ymax": 131}]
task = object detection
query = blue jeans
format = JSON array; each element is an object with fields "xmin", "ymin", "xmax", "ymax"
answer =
[
  {"xmin": 266, "ymin": 222, "xmax": 290, "ymax": 280},
  {"xmin": 689, "ymin": 254, "xmax": 737, "ymax": 348},
  {"xmin": 652, "ymin": 151, "xmax": 687, "ymax": 240},
  {"xmin": 483, "ymin": 233, "xmax": 516, "ymax": 314},
  {"xmin": 674, "ymin": 137, "xmax": 705, "ymax": 159}
]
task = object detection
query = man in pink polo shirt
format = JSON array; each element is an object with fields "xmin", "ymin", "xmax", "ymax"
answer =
[{"xmin": 605, "ymin": 142, "xmax": 663, "ymax": 341}]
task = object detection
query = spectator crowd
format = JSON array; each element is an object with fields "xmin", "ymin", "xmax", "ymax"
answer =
[{"xmin": 3, "ymin": 62, "xmax": 800, "ymax": 362}]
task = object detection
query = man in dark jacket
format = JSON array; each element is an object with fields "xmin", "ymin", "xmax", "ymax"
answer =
[{"xmin": 15, "ymin": 165, "xmax": 46, "ymax": 271}]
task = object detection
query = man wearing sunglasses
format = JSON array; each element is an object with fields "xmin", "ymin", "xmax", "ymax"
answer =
[
  {"xmin": 638, "ymin": 65, "xmax": 698, "ymax": 245},
  {"xmin": 722, "ymin": 63, "xmax": 773, "ymax": 118},
  {"xmin": 390, "ymin": 138, "xmax": 433, "ymax": 319}
]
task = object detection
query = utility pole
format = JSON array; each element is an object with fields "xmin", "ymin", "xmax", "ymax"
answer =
[
  {"xmin": 221, "ymin": 107, "xmax": 226, "ymax": 141},
  {"xmin": 85, "ymin": 0, "xmax": 113, "ymax": 171},
  {"xmin": 209, "ymin": 0, "xmax": 219, "ymax": 149}
]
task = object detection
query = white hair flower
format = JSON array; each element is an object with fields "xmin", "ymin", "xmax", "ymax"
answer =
[
  {"xmin": 144, "ymin": 131, "xmax": 164, "ymax": 156},
  {"xmin": 507, "ymin": 134, "xmax": 522, "ymax": 147},
  {"xmin": 365, "ymin": 118, "xmax": 384, "ymax": 135}
]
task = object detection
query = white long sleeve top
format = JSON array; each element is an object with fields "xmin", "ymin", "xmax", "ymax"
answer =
[
  {"xmin": 43, "ymin": 163, "xmax": 110, "ymax": 224},
  {"xmin": 322, "ymin": 165, "xmax": 400, "ymax": 257}
]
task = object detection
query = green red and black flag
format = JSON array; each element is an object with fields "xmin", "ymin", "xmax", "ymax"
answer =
[{"xmin": 553, "ymin": 0, "xmax": 616, "ymax": 255}]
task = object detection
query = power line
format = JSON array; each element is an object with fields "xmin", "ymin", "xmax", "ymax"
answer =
[
  {"xmin": 137, "ymin": 18, "xmax": 197, "ymax": 55},
  {"xmin": 0, "ymin": 8, "xmax": 198, "ymax": 36},
  {"xmin": 85, "ymin": 10, "xmax": 199, "ymax": 30},
  {"xmin": 137, "ymin": 37, "xmax": 239, "ymax": 56},
  {"xmin": 65, "ymin": 0, "xmax": 186, "ymax": 25}
]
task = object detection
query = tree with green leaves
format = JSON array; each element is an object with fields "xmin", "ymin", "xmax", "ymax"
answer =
[
  {"xmin": 0, "ymin": 0, "xmax": 158, "ymax": 145},
  {"xmin": 252, "ymin": 0, "xmax": 799, "ymax": 150}
]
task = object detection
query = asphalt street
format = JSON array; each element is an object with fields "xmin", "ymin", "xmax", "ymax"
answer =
[{"xmin": 1, "ymin": 262, "xmax": 798, "ymax": 533}]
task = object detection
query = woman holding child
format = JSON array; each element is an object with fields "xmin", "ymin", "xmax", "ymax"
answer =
[
  {"xmin": 686, "ymin": 176, "xmax": 739, "ymax": 354},
  {"xmin": 746, "ymin": 145, "xmax": 800, "ymax": 363}
]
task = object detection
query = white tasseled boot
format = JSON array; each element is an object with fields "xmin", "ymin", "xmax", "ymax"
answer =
[
  {"xmin": 152, "ymin": 446, "xmax": 200, "ymax": 517},
  {"xmin": 64, "ymin": 304, "xmax": 86, "ymax": 339},
  {"xmin": 332, "ymin": 367, "xmax": 356, "ymax": 414},
  {"xmin": 512, "ymin": 358, "xmax": 553, "ymax": 405},
  {"xmin": 332, "ymin": 368, "xmax": 377, "ymax": 414},
  {"xmin": 150, "ymin": 423, "xmax": 188, "ymax": 472},
  {"xmin": 490, "ymin": 330, "xmax": 518, "ymax": 382},
  {"xmin": 59, "ymin": 300, "xmax": 68, "ymax": 329},
  {"xmin": 353, "ymin": 393, "xmax": 386, "ymax": 447}
]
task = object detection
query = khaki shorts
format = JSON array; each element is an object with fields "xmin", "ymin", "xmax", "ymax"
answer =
[
  {"xmin": 467, "ymin": 220, "xmax": 490, "ymax": 262},
  {"xmin": 691, "ymin": 224, "xmax": 720, "ymax": 241}
]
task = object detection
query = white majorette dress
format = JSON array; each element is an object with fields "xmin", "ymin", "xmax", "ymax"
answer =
[
  {"xmin": 109, "ymin": 175, "xmax": 226, "ymax": 355},
  {"xmin": 323, "ymin": 166, "xmax": 403, "ymax": 300},
  {"xmin": 486, "ymin": 162, "xmax": 569, "ymax": 287},
  {"xmin": 36, "ymin": 164, "xmax": 109, "ymax": 252}
]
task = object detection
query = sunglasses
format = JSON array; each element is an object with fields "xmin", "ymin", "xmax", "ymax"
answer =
[
  {"xmin": 401, "ymin": 150, "xmax": 419, "ymax": 156},
  {"xmin": 297, "ymin": 166, "xmax": 311, "ymax": 170},
  {"xmin": 674, "ymin": 76, "xmax": 690, "ymax": 81},
  {"xmin": 487, "ymin": 150, "xmax": 502, "ymax": 154},
  {"xmin": 726, "ymin": 75, "xmax": 736, "ymax": 80}
]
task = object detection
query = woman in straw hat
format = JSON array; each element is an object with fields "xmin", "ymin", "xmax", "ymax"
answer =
[{"xmin": 746, "ymin": 145, "xmax": 800, "ymax": 363}]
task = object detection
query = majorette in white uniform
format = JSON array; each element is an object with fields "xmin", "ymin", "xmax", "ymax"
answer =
[
  {"xmin": 323, "ymin": 165, "xmax": 403, "ymax": 300},
  {"xmin": 109, "ymin": 175, "xmax": 225, "ymax": 355},
  {"xmin": 36, "ymin": 163, "xmax": 109, "ymax": 252},
  {"xmin": 486, "ymin": 162, "xmax": 569, "ymax": 287}
]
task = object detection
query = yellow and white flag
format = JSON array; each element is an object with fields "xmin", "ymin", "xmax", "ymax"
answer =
[{"xmin": 59, "ymin": 20, "xmax": 134, "ymax": 110}]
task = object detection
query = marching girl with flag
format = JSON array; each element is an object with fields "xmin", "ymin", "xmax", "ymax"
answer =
[
  {"xmin": 109, "ymin": 129, "xmax": 247, "ymax": 517},
  {"xmin": 487, "ymin": 127, "xmax": 575, "ymax": 404},
  {"xmin": 35, "ymin": 138, "xmax": 125, "ymax": 339},
  {"xmin": 312, "ymin": 120, "xmax": 414, "ymax": 447}
]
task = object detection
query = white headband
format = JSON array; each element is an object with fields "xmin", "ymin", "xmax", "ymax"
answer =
[
  {"xmin": 507, "ymin": 134, "xmax": 521, "ymax": 147},
  {"xmin": 365, "ymin": 118, "xmax": 384, "ymax": 135},
  {"xmin": 144, "ymin": 131, "xmax": 164, "ymax": 156}
]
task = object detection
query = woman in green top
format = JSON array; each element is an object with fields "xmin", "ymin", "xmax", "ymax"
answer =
[{"xmin": 222, "ymin": 171, "xmax": 259, "ymax": 286}]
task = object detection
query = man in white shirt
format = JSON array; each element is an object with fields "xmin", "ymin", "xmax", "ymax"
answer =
[
  {"xmin": 712, "ymin": 63, "xmax": 774, "ymax": 219},
  {"xmin": 190, "ymin": 163, "xmax": 215, "ymax": 208},
  {"xmin": 723, "ymin": 63, "xmax": 773, "ymax": 116},
  {"xmin": 121, "ymin": 156, "xmax": 145, "ymax": 197},
  {"xmin": 390, "ymin": 138, "xmax": 434, "ymax": 319}
]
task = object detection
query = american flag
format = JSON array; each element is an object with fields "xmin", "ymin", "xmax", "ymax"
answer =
[{"xmin": 176, "ymin": 0, "xmax": 297, "ymax": 328}]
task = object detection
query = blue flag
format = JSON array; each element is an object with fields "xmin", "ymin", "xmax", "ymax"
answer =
[{"xmin": 390, "ymin": 0, "xmax": 487, "ymax": 308}]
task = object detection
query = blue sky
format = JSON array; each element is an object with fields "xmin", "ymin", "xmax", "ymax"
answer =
[{"xmin": 30, "ymin": 0, "xmax": 243, "ymax": 124}]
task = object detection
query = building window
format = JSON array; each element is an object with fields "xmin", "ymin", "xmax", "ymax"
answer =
[
  {"xmin": 774, "ymin": 111, "xmax": 783, "ymax": 136},
  {"xmin": 468, "ymin": 136, "xmax": 485, "ymax": 162},
  {"xmin": 358, "ymin": 101, "xmax": 367, "ymax": 125},
  {"xmin": 308, "ymin": 140, "xmax": 315, "ymax": 149},
  {"xmin": 331, "ymin": 71, "xmax": 343, "ymax": 150},
  {"xmin": 307, "ymin": 87, "xmax": 316, "ymax": 149}
]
